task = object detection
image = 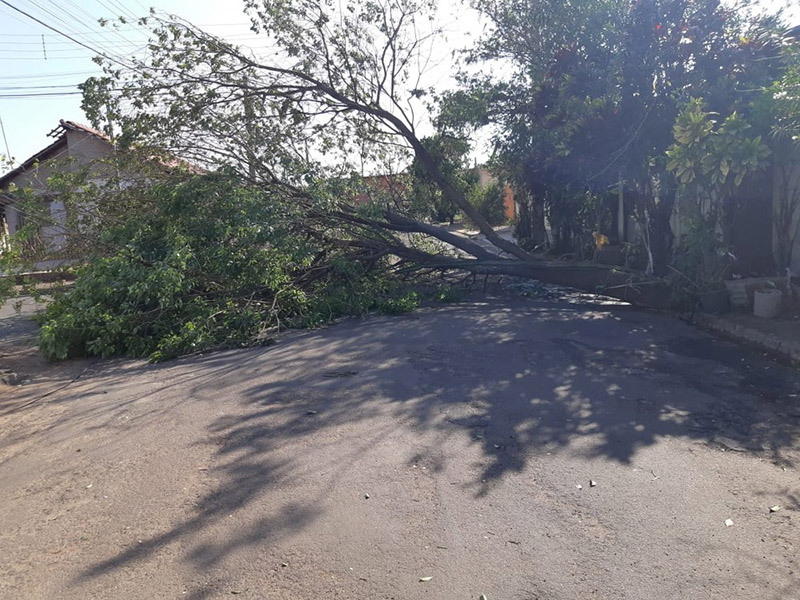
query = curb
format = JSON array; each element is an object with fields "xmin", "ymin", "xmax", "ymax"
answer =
[{"xmin": 694, "ymin": 314, "xmax": 800, "ymax": 367}]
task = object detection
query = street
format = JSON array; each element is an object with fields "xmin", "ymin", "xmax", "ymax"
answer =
[{"xmin": 1, "ymin": 295, "xmax": 798, "ymax": 599}]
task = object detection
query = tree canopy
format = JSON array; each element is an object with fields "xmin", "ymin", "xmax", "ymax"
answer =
[{"xmin": 452, "ymin": 0, "xmax": 791, "ymax": 273}]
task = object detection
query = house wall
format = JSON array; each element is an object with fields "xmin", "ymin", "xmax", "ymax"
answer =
[
  {"xmin": 794, "ymin": 195, "xmax": 800, "ymax": 273},
  {"xmin": 729, "ymin": 171, "xmax": 773, "ymax": 274},
  {"xmin": 4, "ymin": 203, "xmax": 20, "ymax": 233},
  {"xmin": 9, "ymin": 143, "xmax": 70, "ymax": 194},
  {"xmin": 66, "ymin": 129, "xmax": 113, "ymax": 165},
  {"xmin": 1, "ymin": 130, "xmax": 112, "ymax": 260},
  {"xmin": 502, "ymin": 184, "xmax": 515, "ymax": 220},
  {"xmin": 665, "ymin": 169, "xmax": 774, "ymax": 275},
  {"xmin": 41, "ymin": 200, "xmax": 67, "ymax": 251}
]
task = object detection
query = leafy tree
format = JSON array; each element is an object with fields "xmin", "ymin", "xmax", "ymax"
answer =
[
  {"xmin": 459, "ymin": 0, "xmax": 787, "ymax": 274},
  {"xmin": 82, "ymin": 0, "xmax": 527, "ymax": 262},
  {"xmin": 470, "ymin": 181, "xmax": 507, "ymax": 227},
  {"xmin": 666, "ymin": 99, "xmax": 770, "ymax": 293}
]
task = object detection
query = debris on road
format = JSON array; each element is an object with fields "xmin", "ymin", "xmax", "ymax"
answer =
[
  {"xmin": 323, "ymin": 370, "xmax": 358, "ymax": 378},
  {"xmin": 419, "ymin": 576, "xmax": 433, "ymax": 582},
  {"xmin": 725, "ymin": 519, "xmax": 734, "ymax": 527},
  {"xmin": 1, "ymin": 371, "xmax": 28, "ymax": 386},
  {"xmin": 769, "ymin": 505, "xmax": 781, "ymax": 513},
  {"xmin": 589, "ymin": 480, "xmax": 597, "ymax": 487}
]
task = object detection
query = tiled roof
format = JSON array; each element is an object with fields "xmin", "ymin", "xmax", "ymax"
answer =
[
  {"xmin": 0, "ymin": 119, "xmax": 112, "ymax": 188},
  {"xmin": 48, "ymin": 119, "xmax": 111, "ymax": 142}
]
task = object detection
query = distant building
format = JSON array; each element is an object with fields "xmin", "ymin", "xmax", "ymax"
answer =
[{"xmin": 0, "ymin": 120, "xmax": 113, "ymax": 258}]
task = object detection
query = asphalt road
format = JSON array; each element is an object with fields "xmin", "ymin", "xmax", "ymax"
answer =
[{"xmin": 1, "ymin": 296, "xmax": 799, "ymax": 599}]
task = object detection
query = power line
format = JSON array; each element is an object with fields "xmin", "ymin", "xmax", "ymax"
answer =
[
  {"xmin": 0, "ymin": 44, "xmax": 140, "ymax": 53},
  {"xmin": 0, "ymin": 22, "xmax": 252, "ymax": 36},
  {"xmin": 100, "ymin": 0, "xmax": 139, "ymax": 22},
  {"xmin": 0, "ymin": 84, "xmax": 81, "ymax": 90},
  {"xmin": 0, "ymin": 91, "xmax": 83, "ymax": 98},
  {"xmin": 0, "ymin": 83, "xmax": 83, "ymax": 92},
  {"xmin": 0, "ymin": 0, "xmax": 138, "ymax": 70},
  {"xmin": 0, "ymin": 70, "xmax": 101, "ymax": 80},
  {"xmin": 33, "ymin": 0, "xmax": 147, "ymax": 57}
]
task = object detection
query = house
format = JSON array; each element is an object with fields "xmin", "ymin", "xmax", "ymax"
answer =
[
  {"xmin": 0, "ymin": 120, "xmax": 113, "ymax": 258},
  {"xmin": 353, "ymin": 173, "xmax": 408, "ymax": 206}
]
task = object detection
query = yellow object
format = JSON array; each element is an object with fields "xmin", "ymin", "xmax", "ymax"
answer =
[{"xmin": 593, "ymin": 232, "xmax": 609, "ymax": 251}]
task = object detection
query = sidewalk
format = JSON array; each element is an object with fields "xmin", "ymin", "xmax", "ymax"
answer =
[{"xmin": 695, "ymin": 311, "xmax": 800, "ymax": 366}]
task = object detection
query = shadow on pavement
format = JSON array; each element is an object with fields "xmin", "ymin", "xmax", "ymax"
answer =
[{"xmin": 50, "ymin": 298, "xmax": 800, "ymax": 590}]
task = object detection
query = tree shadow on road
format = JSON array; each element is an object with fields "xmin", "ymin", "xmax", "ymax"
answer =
[{"xmin": 63, "ymin": 298, "xmax": 800, "ymax": 593}]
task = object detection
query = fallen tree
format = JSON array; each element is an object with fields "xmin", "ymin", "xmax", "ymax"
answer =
[{"xmin": 74, "ymin": 0, "xmax": 674, "ymax": 310}]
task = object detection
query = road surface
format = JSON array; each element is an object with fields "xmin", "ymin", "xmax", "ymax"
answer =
[{"xmin": 1, "ymin": 296, "xmax": 799, "ymax": 599}]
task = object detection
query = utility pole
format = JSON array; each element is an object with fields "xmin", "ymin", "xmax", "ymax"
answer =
[{"xmin": 0, "ymin": 113, "xmax": 12, "ymax": 163}]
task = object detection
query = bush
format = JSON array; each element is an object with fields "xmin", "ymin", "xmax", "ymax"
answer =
[
  {"xmin": 38, "ymin": 170, "xmax": 419, "ymax": 362},
  {"xmin": 470, "ymin": 182, "xmax": 507, "ymax": 226}
]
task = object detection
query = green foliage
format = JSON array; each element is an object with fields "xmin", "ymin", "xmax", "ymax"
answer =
[
  {"xmin": 545, "ymin": 190, "xmax": 607, "ymax": 258},
  {"xmin": 469, "ymin": 182, "xmax": 507, "ymax": 227},
  {"xmin": 37, "ymin": 170, "xmax": 418, "ymax": 362},
  {"xmin": 299, "ymin": 255, "xmax": 420, "ymax": 328},
  {"xmin": 39, "ymin": 171, "xmax": 303, "ymax": 361},
  {"xmin": 668, "ymin": 215, "xmax": 735, "ymax": 310},
  {"xmin": 407, "ymin": 135, "xmax": 474, "ymax": 223},
  {"xmin": 460, "ymin": 0, "xmax": 787, "ymax": 267},
  {"xmin": 672, "ymin": 217, "xmax": 731, "ymax": 292},
  {"xmin": 666, "ymin": 98, "xmax": 770, "ymax": 246},
  {"xmin": 0, "ymin": 183, "xmax": 54, "ymax": 304},
  {"xmin": 430, "ymin": 283, "xmax": 464, "ymax": 303},
  {"xmin": 769, "ymin": 37, "xmax": 800, "ymax": 145},
  {"xmin": 667, "ymin": 99, "xmax": 770, "ymax": 191}
]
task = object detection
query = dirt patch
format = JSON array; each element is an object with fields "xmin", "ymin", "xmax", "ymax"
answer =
[{"xmin": 0, "ymin": 297, "xmax": 94, "ymax": 414}]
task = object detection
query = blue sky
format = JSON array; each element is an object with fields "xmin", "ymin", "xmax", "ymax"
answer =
[
  {"xmin": 0, "ymin": 0, "xmax": 255, "ymax": 163},
  {"xmin": 0, "ymin": 0, "xmax": 796, "ymax": 169}
]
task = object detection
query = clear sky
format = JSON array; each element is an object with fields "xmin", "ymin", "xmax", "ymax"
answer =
[
  {"xmin": 0, "ymin": 0, "xmax": 260, "ymax": 164},
  {"xmin": 0, "ymin": 0, "xmax": 796, "ymax": 169}
]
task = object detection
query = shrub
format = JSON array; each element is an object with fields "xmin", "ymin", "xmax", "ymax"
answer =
[{"xmin": 38, "ymin": 170, "xmax": 419, "ymax": 362}]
